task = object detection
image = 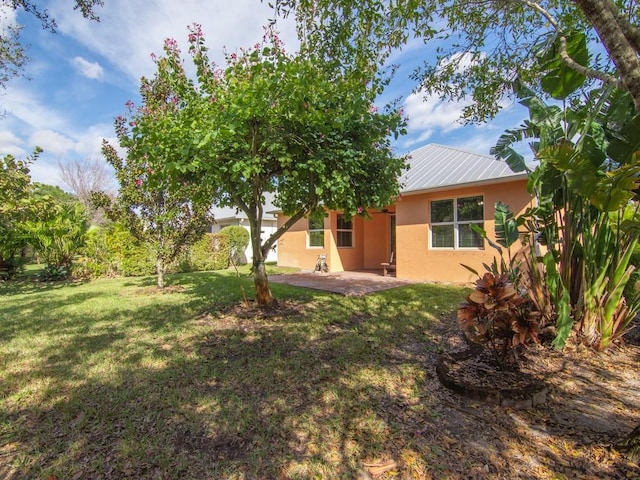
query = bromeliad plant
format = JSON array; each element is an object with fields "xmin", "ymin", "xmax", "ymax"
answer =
[{"xmin": 458, "ymin": 272, "xmax": 541, "ymax": 368}]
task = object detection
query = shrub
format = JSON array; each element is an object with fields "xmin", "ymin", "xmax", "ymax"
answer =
[
  {"xmin": 457, "ymin": 272, "xmax": 541, "ymax": 368},
  {"xmin": 0, "ymin": 255, "xmax": 26, "ymax": 280},
  {"xmin": 188, "ymin": 233, "xmax": 231, "ymax": 271},
  {"xmin": 38, "ymin": 264, "xmax": 69, "ymax": 281},
  {"xmin": 101, "ymin": 224, "xmax": 152, "ymax": 276},
  {"xmin": 75, "ymin": 226, "xmax": 118, "ymax": 279},
  {"xmin": 219, "ymin": 226, "xmax": 249, "ymax": 264}
]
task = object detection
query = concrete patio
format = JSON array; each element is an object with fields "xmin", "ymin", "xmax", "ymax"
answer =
[{"xmin": 269, "ymin": 269, "xmax": 417, "ymax": 296}]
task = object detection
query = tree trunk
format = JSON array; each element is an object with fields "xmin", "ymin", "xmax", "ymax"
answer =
[
  {"xmin": 574, "ymin": 0, "xmax": 640, "ymax": 112},
  {"xmin": 156, "ymin": 258, "xmax": 165, "ymax": 289},
  {"xmin": 253, "ymin": 258, "xmax": 273, "ymax": 306}
]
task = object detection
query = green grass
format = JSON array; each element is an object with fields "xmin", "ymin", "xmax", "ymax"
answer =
[{"xmin": 0, "ymin": 267, "xmax": 467, "ymax": 479}]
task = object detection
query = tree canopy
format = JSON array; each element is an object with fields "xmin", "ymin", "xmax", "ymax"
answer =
[
  {"xmin": 277, "ymin": 0, "xmax": 640, "ymax": 120},
  {"xmin": 117, "ymin": 25, "xmax": 407, "ymax": 304}
]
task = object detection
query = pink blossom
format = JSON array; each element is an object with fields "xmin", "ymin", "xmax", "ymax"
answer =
[
  {"xmin": 135, "ymin": 179, "xmax": 142, "ymax": 186},
  {"xmin": 357, "ymin": 206, "xmax": 364, "ymax": 214}
]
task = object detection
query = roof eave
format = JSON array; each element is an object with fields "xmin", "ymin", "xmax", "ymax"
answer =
[{"xmin": 400, "ymin": 173, "xmax": 529, "ymax": 197}]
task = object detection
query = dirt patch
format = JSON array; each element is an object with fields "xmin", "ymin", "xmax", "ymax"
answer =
[
  {"xmin": 199, "ymin": 302, "xmax": 640, "ymax": 478},
  {"xmin": 418, "ymin": 312, "xmax": 640, "ymax": 479}
]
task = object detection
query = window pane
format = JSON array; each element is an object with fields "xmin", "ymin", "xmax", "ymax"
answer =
[
  {"xmin": 459, "ymin": 222, "xmax": 484, "ymax": 248},
  {"xmin": 309, "ymin": 230, "xmax": 324, "ymax": 247},
  {"xmin": 432, "ymin": 225, "xmax": 454, "ymax": 248},
  {"xmin": 431, "ymin": 199, "xmax": 454, "ymax": 223},
  {"xmin": 337, "ymin": 231, "xmax": 353, "ymax": 247},
  {"xmin": 308, "ymin": 217, "xmax": 324, "ymax": 230},
  {"xmin": 457, "ymin": 196, "xmax": 483, "ymax": 222},
  {"xmin": 337, "ymin": 214, "xmax": 352, "ymax": 230}
]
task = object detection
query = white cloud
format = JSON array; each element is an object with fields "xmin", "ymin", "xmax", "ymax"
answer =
[
  {"xmin": 451, "ymin": 133, "xmax": 500, "ymax": 156},
  {"xmin": 28, "ymin": 130, "xmax": 76, "ymax": 156},
  {"xmin": 72, "ymin": 123, "xmax": 115, "ymax": 158},
  {"xmin": 25, "ymin": 127, "xmax": 118, "ymax": 189},
  {"xmin": 402, "ymin": 89, "xmax": 468, "ymax": 146},
  {"xmin": 72, "ymin": 56, "xmax": 104, "ymax": 80},
  {"xmin": 2, "ymin": 86, "xmax": 68, "ymax": 131},
  {"xmin": 0, "ymin": 3, "xmax": 17, "ymax": 30},
  {"xmin": 29, "ymin": 159, "xmax": 63, "ymax": 186},
  {"xmin": 50, "ymin": 0, "xmax": 298, "ymax": 85},
  {"xmin": 0, "ymin": 130, "xmax": 26, "ymax": 156}
]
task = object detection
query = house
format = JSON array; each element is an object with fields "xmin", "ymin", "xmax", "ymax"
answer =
[
  {"xmin": 275, "ymin": 143, "xmax": 532, "ymax": 283},
  {"xmin": 209, "ymin": 192, "xmax": 278, "ymax": 263}
]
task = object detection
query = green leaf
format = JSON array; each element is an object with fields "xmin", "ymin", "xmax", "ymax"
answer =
[
  {"xmin": 493, "ymin": 202, "xmax": 519, "ymax": 249},
  {"xmin": 540, "ymin": 32, "xmax": 588, "ymax": 100}
]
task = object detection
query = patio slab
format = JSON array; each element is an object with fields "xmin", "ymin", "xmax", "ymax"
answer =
[{"xmin": 269, "ymin": 270, "xmax": 417, "ymax": 296}]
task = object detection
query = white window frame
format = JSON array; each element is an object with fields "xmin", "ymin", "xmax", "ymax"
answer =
[
  {"xmin": 429, "ymin": 195, "xmax": 484, "ymax": 250},
  {"xmin": 336, "ymin": 214, "xmax": 354, "ymax": 248},
  {"xmin": 307, "ymin": 217, "xmax": 325, "ymax": 248}
]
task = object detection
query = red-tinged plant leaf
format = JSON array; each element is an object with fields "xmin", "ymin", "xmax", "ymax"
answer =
[
  {"xmin": 484, "ymin": 300, "xmax": 497, "ymax": 310},
  {"xmin": 496, "ymin": 286, "xmax": 517, "ymax": 301},
  {"xmin": 468, "ymin": 290, "xmax": 489, "ymax": 304}
]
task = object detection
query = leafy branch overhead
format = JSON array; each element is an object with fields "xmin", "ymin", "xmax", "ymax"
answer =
[{"xmin": 278, "ymin": 0, "xmax": 640, "ymax": 120}]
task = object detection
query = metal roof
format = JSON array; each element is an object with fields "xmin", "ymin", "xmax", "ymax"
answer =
[{"xmin": 400, "ymin": 143, "xmax": 526, "ymax": 195}]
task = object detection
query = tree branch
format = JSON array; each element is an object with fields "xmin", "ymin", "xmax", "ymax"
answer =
[
  {"xmin": 520, "ymin": 0, "xmax": 624, "ymax": 89},
  {"xmin": 262, "ymin": 205, "xmax": 312, "ymax": 255}
]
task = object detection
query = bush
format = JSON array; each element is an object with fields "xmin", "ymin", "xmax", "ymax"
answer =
[
  {"xmin": 76, "ymin": 223, "xmax": 154, "ymax": 278},
  {"xmin": 39, "ymin": 264, "xmax": 69, "ymax": 281},
  {"xmin": 75, "ymin": 226, "xmax": 118, "ymax": 279},
  {"xmin": 188, "ymin": 233, "xmax": 231, "ymax": 271},
  {"xmin": 219, "ymin": 226, "xmax": 249, "ymax": 264},
  {"xmin": 0, "ymin": 255, "xmax": 26, "ymax": 280},
  {"xmin": 457, "ymin": 272, "xmax": 541, "ymax": 368}
]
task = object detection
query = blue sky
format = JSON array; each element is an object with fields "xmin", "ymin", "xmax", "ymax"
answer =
[{"xmin": 1, "ymin": 0, "xmax": 529, "ymax": 191}]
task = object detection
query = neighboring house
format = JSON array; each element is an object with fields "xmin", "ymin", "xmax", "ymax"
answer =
[
  {"xmin": 209, "ymin": 192, "xmax": 278, "ymax": 263},
  {"xmin": 275, "ymin": 143, "xmax": 532, "ymax": 283}
]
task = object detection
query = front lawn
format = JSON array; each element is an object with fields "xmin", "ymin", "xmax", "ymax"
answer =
[
  {"xmin": 1, "ymin": 268, "xmax": 638, "ymax": 479},
  {"xmin": 0, "ymin": 268, "xmax": 465, "ymax": 479}
]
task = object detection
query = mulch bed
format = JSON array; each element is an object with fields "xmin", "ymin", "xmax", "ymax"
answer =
[{"xmin": 416, "ymin": 312, "xmax": 640, "ymax": 479}]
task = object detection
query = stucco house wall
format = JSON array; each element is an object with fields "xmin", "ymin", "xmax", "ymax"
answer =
[
  {"xmin": 395, "ymin": 179, "xmax": 530, "ymax": 282},
  {"xmin": 275, "ymin": 143, "xmax": 533, "ymax": 283}
]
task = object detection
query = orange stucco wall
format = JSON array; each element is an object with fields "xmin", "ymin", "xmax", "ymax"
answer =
[
  {"xmin": 276, "ymin": 212, "xmax": 366, "ymax": 272},
  {"xmin": 363, "ymin": 209, "xmax": 394, "ymax": 269},
  {"xmin": 396, "ymin": 179, "xmax": 532, "ymax": 283},
  {"xmin": 276, "ymin": 214, "xmax": 330, "ymax": 270},
  {"xmin": 276, "ymin": 179, "xmax": 532, "ymax": 282}
]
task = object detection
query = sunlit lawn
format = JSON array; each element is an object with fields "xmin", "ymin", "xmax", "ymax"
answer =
[{"xmin": 0, "ymin": 266, "xmax": 466, "ymax": 479}]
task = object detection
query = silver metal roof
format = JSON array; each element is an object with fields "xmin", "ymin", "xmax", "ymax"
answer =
[{"xmin": 400, "ymin": 143, "xmax": 526, "ymax": 195}]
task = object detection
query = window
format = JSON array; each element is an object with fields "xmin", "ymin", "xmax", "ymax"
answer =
[
  {"xmin": 308, "ymin": 217, "xmax": 324, "ymax": 247},
  {"xmin": 430, "ymin": 195, "xmax": 484, "ymax": 249},
  {"xmin": 336, "ymin": 214, "xmax": 353, "ymax": 247}
]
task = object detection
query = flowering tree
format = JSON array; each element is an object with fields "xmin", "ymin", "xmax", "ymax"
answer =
[
  {"xmin": 94, "ymin": 69, "xmax": 213, "ymax": 289},
  {"xmin": 137, "ymin": 25, "xmax": 406, "ymax": 305}
]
